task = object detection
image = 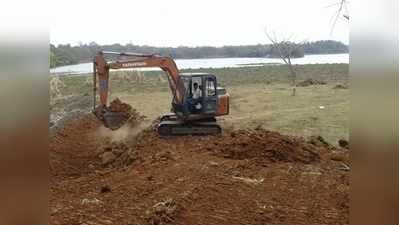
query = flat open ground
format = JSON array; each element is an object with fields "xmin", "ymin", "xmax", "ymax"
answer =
[{"xmin": 50, "ymin": 63, "xmax": 349, "ymax": 225}]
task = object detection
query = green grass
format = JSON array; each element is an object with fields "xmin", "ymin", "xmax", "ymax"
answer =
[
  {"xmin": 224, "ymin": 83, "xmax": 349, "ymax": 145},
  {"xmin": 58, "ymin": 63, "xmax": 348, "ymax": 94}
]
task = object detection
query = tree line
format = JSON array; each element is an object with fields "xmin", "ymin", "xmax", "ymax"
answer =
[{"xmin": 50, "ymin": 40, "xmax": 348, "ymax": 68}]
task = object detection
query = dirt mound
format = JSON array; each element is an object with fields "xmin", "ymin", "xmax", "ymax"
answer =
[
  {"xmin": 333, "ymin": 83, "xmax": 349, "ymax": 89},
  {"xmin": 109, "ymin": 98, "xmax": 132, "ymax": 112},
  {"xmin": 98, "ymin": 98, "xmax": 146, "ymax": 130},
  {"xmin": 146, "ymin": 198, "xmax": 180, "ymax": 225},
  {"xmin": 108, "ymin": 98, "xmax": 146, "ymax": 125},
  {"xmin": 203, "ymin": 129, "xmax": 325, "ymax": 164},
  {"xmin": 50, "ymin": 117, "xmax": 348, "ymax": 225},
  {"xmin": 99, "ymin": 141, "xmax": 140, "ymax": 167},
  {"xmin": 49, "ymin": 114, "xmax": 101, "ymax": 180},
  {"xmin": 296, "ymin": 78, "xmax": 326, "ymax": 87}
]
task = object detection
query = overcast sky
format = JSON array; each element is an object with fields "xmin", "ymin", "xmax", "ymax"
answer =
[{"xmin": 48, "ymin": 0, "xmax": 349, "ymax": 47}]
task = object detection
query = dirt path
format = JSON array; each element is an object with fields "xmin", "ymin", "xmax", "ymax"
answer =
[{"xmin": 50, "ymin": 115, "xmax": 349, "ymax": 225}]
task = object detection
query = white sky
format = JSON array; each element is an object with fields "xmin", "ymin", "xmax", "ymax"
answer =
[{"xmin": 3, "ymin": 0, "xmax": 350, "ymax": 47}]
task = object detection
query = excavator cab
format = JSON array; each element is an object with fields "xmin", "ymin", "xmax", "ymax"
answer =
[
  {"xmin": 179, "ymin": 73, "xmax": 218, "ymax": 116},
  {"xmin": 160, "ymin": 72, "xmax": 229, "ymax": 135}
]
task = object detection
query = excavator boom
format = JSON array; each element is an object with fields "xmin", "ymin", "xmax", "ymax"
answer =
[
  {"xmin": 94, "ymin": 51, "xmax": 185, "ymax": 106},
  {"xmin": 93, "ymin": 51, "xmax": 186, "ymax": 130}
]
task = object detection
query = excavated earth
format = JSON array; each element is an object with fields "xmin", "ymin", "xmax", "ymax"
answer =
[
  {"xmin": 50, "ymin": 114, "xmax": 349, "ymax": 225},
  {"xmin": 108, "ymin": 98, "xmax": 145, "ymax": 126},
  {"xmin": 296, "ymin": 78, "xmax": 327, "ymax": 87}
]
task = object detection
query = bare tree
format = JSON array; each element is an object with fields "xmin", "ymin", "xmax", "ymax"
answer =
[
  {"xmin": 330, "ymin": 0, "xmax": 349, "ymax": 34},
  {"xmin": 339, "ymin": 0, "xmax": 350, "ymax": 20},
  {"xmin": 265, "ymin": 30, "xmax": 305, "ymax": 96}
]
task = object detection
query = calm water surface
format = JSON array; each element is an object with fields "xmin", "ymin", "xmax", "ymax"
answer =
[{"xmin": 50, "ymin": 53, "xmax": 349, "ymax": 75}]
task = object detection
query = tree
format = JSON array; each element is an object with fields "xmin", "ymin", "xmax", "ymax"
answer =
[
  {"xmin": 330, "ymin": 0, "xmax": 349, "ymax": 34},
  {"xmin": 265, "ymin": 30, "xmax": 305, "ymax": 96},
  {"xmin": 49, "ymin": 41, "xmax": 347, "ymax": 68}
]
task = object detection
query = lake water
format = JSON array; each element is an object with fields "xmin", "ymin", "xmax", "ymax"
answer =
[{"xmin": 50, "ymin": 53, "xmax": 349, "ymax": 75}]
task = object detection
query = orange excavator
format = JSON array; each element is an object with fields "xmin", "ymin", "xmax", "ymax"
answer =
[{"xmin": 92, "ymin": 51, "xmax": 229, "ymax": 136}]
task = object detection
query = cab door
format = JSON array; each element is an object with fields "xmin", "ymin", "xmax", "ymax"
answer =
[{"xmin": 202, "ymin": 75, "xmax": 218, "ymax": 114}]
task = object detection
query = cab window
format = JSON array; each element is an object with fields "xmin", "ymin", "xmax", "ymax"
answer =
[{"xmin": 206, "ymin": 78, "xmax": 216, "ymax": 96}]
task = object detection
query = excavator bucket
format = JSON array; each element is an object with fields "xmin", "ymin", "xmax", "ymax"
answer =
[
  {"xmin": 102, "ymin": 111, "xmax": 130, "ymax": 130},
  {"xmin": 93, "ymin": 109, "xmax": 131, "ymax": 130},
  {"xmin": 93, "ymin": 98, "xmax": 133, "ymax": 130}
]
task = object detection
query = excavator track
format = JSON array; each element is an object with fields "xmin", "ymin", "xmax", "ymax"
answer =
[{"xmin": 157, "ymin": 117, "xmax": 221, "ymax": 136}]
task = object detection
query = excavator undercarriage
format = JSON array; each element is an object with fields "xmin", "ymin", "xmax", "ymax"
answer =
[
  {"xmin": 157, "ymin": 114, "xmax": 221, "ymax": 136},
  {"xmin": 94, "ymin": 108, "xmax": 221, "ymax": 136}
]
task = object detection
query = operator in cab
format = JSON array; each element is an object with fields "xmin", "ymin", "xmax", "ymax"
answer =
[
  {"xmin": 192, "ymin": 83, "xmax": 202, "ymax": 99},
  {"xmin": 191, "ymin": 82, "xmax": 202, "ymax": 113}
]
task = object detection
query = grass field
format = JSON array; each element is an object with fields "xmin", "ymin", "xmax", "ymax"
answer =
[{"xmin": 53, "ymin": 63, "xmax": 349, "ymax": 145}]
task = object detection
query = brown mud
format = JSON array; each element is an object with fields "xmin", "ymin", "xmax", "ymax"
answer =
[{"xmin": 50, "ymin": 114, "xmax": 349, "ymax": 225}]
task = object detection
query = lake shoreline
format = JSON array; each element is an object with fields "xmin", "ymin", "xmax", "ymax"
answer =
[{"xmin": 50, "ymin": 53, "xmax": 349, "ymax": 76}]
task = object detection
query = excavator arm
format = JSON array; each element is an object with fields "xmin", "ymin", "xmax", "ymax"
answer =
[
  {"xmin": 94, "ymin": 51, "xmax": 185, "ymax": 107},
  {"xmin": 92, "ymin": 51, "xmax": 186, "ymax": 129}
]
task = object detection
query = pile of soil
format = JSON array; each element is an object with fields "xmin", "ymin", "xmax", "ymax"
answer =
[
  {"xmin": 333, "ymin": 84, "xmax": 349, "ymax": 89},
  {"xmin": 108, "ymin": 98, "xmax": 132, "ymax": 123},
  {"xmin": 50, "ymin": 115, "xmax": 349, "ymax": 225},
  {"xmin": 108, "ymin": 98, "xmax": 132, "ymax": 112},
  {"xmin": 105, "ymin": 98, "xmax": 146, "ymax": 128},
  {"xmin": 146, "ymin": 198, "xmax": 179, "ymax": 225},
  {"xmin": 49, "ymin": 115, "xmax": 101, "ymax": 180},
  {"xmin": 296, "ymin": 78, "xmax": 326, "ymax": 87},
  {"xmin": 99, "ymin": 141, "xmax": 140, "ymax": 168},
  {"xmin": 202, "ymin": 129, "xmax": 324, "ymax": 164}
]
